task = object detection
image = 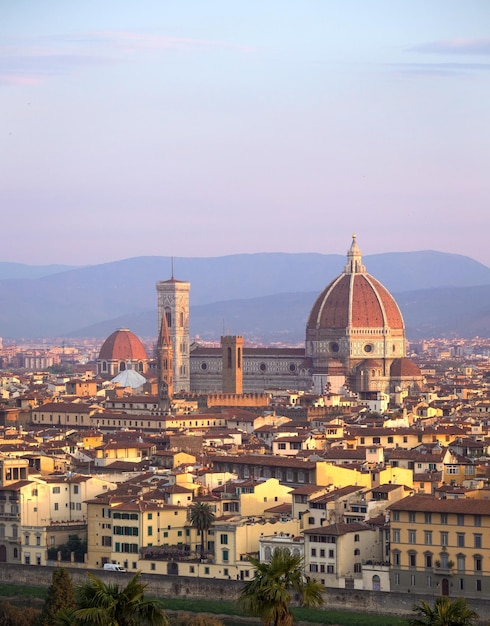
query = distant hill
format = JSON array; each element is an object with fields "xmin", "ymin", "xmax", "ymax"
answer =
[
  {"xmin": 0, "ymin": 262, "xmax": 77, "ymax": 280},
  {"xmin": 70, "ymin": 285, "xmax": 490, "ymax": 343},
  {"xmin": 1, "ymin": 251, "xmax": 490, "ymax": 339}
]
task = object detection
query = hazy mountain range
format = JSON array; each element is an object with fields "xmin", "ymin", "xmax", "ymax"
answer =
[{"xmin": 1, "ymin": 251, "xmax": 490, "ymax": 341}]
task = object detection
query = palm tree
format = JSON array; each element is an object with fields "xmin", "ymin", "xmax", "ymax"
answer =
[
  {"xmin": 71, "ymin": 571, "xmax": 168, "ymax": 626},
  {"xmin": 239, "ymin": 547, "xmax": 324, "ymax": 626},
  {"xmin": 189, "ymin": 501, "xmax": 215, "ymax": 559},
  {"xmin": 409, "ymin": 596, "xmax": 479, "ymax": 626}
]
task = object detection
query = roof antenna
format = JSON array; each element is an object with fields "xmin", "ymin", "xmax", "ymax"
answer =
[{"xmin": 171, "ymin": 256, "xmax": 174, "ymax": 279}]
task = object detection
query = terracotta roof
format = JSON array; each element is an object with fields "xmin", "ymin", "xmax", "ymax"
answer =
[
  {"xmin": 307, "ymin": 273, "xmax": 404, "ymax": 331},
  {"xmin": 303, "ymin": 521, "xmax": 374, "ymax": 536},
  {"xmin": 98, "ymin": 329, "xmax": 147, "ymax": 361},
  {"xmin": 389, "ymin": 494, "xmax": 490, "ymax": 514},
  {"xmin": 391, "ymin": 358, "xmax": 422, "ymax": 377}
]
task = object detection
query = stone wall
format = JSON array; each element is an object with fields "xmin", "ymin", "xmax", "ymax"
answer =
[{"xmin": 2, "ymin": 564, "xmax": 490, "ymax": 622}]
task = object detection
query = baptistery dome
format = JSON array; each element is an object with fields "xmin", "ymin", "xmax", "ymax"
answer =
[{"xmin": 306, "ymin": 236, "xmax": 410, "ymax": 395}]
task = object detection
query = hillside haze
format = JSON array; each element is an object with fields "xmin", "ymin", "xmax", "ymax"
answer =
[{"xmin": 0, "ymin": 251, "xmax": 489, "ymax": 340}]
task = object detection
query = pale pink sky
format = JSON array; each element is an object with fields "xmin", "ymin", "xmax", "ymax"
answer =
[{"xmin": 1, "ymin": 1, "xmax": 489, "ymax": 266}]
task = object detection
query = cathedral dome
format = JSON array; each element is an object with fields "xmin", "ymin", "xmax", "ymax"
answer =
[
  {"xmin": 98, "ymin": 329, "xmax": 147, "ymax": 361},
  {"xmin": 390, "ymin": 358, "xmax": 422, "ymax": 378},
  {"xmin": 307, "ymin": 236, "xmax": 404, "ymax": 332}
]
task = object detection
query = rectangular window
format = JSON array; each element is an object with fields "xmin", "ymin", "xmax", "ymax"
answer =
[
  {"xmin": 409, "ymin": 512, "xmax": 416, "ymax": 523},
  {"xmin": 409, "ymin": 530, "xmax": 416, "ymax": 544},
  {"xmin": 476, "ymin": 579, "xmax": 482, "ymax": 592},
  {"xmin": 457, "ymin": 533, "xmax": 465, "ymax": 548},
  {"xmin": 457, "ymin": 514, "xmax": 465, "ymax": 526},
  {"xmin": 410, "ymin": 574, "xmax": 416, "ymax": 586},
  {"xmin": 474, "ymin": 515, "xmax": 482, "ymax": 527},
  {"xmin": 440, "ymin": 532, "xmax": 448, "ymax": 546},
  {"xmin": 425, "ymin": 531, "xmax": 432, "ymax": 545},
  {"xmin": 220, "ymin": 534, "xmax": 228, "ymax": 545},
  {"xmin": 440, "ymin": 513, "xmax": 448, "ymax": 525},
  {"xmin": 393, "ymin": 529, "xmax": 400, "ymax": 543},
  {"xmin": 148, "ymin": 527, "xmax": 153, "ymax": 536},
  {"xmin": 394, "ymin": 552, "xmax": 400, "ymax": 566},
  {"xmin": 394, "ymin": 573, "xmax": 400, "ymax": 585},
  {"xmin": 311, "ymin": 548, "xmax": 317, "ymax": 557},
  {"xmin": 475, "ymin": 534, "xmax": 482, "ymax": 549},
  {"xmin": 425, "ymin": 512, "xmax": 432, "ymax": 524},
  {"xmin": 392, "ymin": 511, "xmax": 399, "ymax": 522}
]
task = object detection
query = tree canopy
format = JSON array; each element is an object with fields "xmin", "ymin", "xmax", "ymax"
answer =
[
  {"xmin": 409, "ymin": 596, "xmax": 479, "ymax": 626},
  {"xmin": 189, "ymin": 501, "xmax": 215, "ymax": 557},
  {"xmin": 37, "ymin": 567, "xmax": 76, "ymax": 626},
  {"xmin": 239, "ymin": 547, "xmax": 325, "ymax": 626}
]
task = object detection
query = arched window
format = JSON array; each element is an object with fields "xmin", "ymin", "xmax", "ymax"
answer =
[
  {"xmin": 457, "ymin": 554, "xmax": 465, "ymax": 572},
  {"xmin": 102, "ymin": 361, "xmax": 107, "ymax": 372},
  {"xmin": 354, "ymin": 548, "xmax": 360, "ymax": 556},
  {"xmin": 165, "ymin": 308, "xmax": 172, "ymax": 328},
  {"xmin": 179, "ymin": 310, "xmax": 185, "ymax": 327},
  {"xmin": 227, "ymin": 347, "xmax": 232, "ymax": 369},
  {"xmin": 237, "ymin": 347, "xmax": 242, "ymax": 369},
  {"xmin": 425, "ymin": 552, "xmax": 433, "ymax": 569},
  {"xmin": 354, "ymin": 534, "xmax": 360, "ymax": 542},
  {"xmin": 264, "ymin": 546, "xmax": 272, "ymax": 561},
  {"xmin": 119, "ymin": 361, "xmax": 126, "ymax": 371},
  {"xmin": 372, "ymin": 575, "xmax": 381, "ymax": 591}
]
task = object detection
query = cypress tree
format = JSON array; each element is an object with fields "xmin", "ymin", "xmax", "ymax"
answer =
[{"xmin": 37, "ymin": 567, "xmax": 76, "ymax": 626}]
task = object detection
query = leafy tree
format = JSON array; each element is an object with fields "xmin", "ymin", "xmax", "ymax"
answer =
[
  {"xmin": 409, "ymin": 596, "xmax": 479, "ymax": 626},
  {"xmin": 239, "ymin": 547, "xmax": 324, "ymax": 626},
  {"xmin": 37, "ymin": 567, "xmax": 76, "ymax": 626},
  {"xmin": 73, "ymin": 570, "xmax": 168, "ymax": 626},
  {"xmin": 48, "ymin": 535, "xmax": 87, "ymax": 563},
  {"xmin": 0, "ymin": 601, "xmax": 40, "ymax": 626},
  {"xmin": 189, "ymin": 502, "xmax": 215, "ymax": 558}
]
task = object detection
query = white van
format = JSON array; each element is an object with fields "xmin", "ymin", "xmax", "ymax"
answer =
[{"xmin": 103, "ymin": 563, "xmax": 127, "ymax": 572}]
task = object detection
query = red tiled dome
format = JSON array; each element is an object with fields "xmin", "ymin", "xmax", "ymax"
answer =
[
  {"xmin": 98, "ymin": 329, "xmax": 147, "ymax": 361},
  {"xmin": 390, "ymin": 358, "xmax": 421, "ymax": 377},
  {"xmin": 307, "ymin": 238, "xmax": 404, "ymax": 332}
]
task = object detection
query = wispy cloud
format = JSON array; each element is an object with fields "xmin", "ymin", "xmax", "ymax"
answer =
[
  {"xmin": 410, "ymin": 39, "xmax": 490, "ymax": 55},
  {"xmin": 0, "ymin": 30, "xmax": 256, "ymax": 87},
  {"xmin": 388, "ymin": 61, "xmax": 490, "ymax": 79}
]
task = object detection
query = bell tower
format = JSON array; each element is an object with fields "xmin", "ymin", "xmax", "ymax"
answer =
[
  {"xmin": 156, "ymin": 274, "xmax": 190, "ymax": 393},
  {"xmin": 156, "ymin": 308, "xmax": 173, "ymax": 412},
  {"xmin": 221, "ymin": 335, "xmax": 244, "ymax": 394}
]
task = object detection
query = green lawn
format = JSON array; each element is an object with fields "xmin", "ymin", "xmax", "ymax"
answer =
[
  {"xmin": 0, "ymin": 582, "xmax": 409, "ymax": 626},
  {"xmin": 158, "ymin": 597, "xmax": 409, "ymax": 626},
  {"xmin": 0, "ymin": 583, "xmax": 47, "ymax": 601}
]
